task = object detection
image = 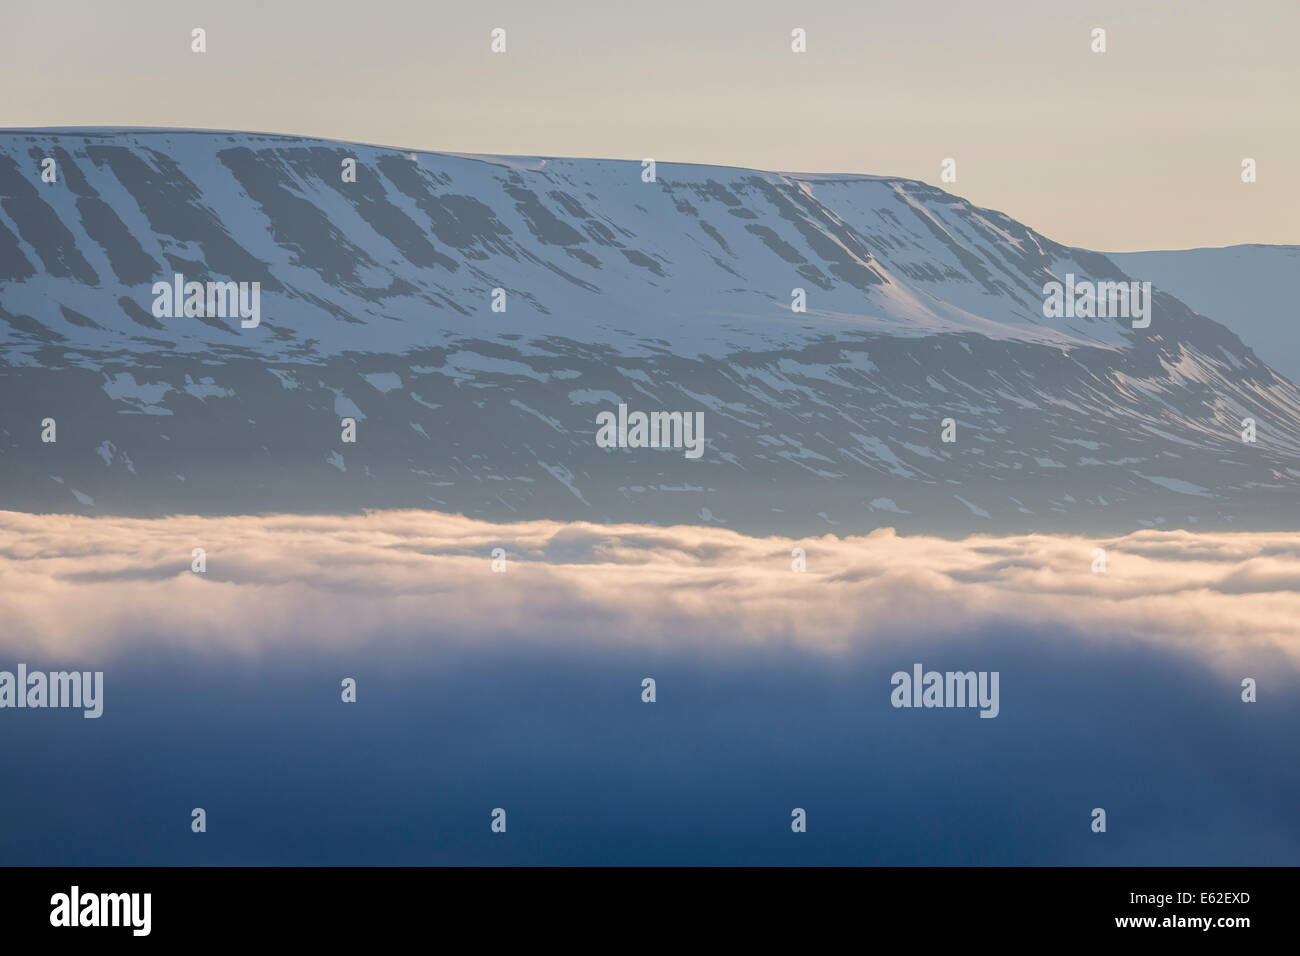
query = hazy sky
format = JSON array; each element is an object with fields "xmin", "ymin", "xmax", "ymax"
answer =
[{"xmin": 3, "ymin": 0, "xmax": 1295, "ymax": 250}]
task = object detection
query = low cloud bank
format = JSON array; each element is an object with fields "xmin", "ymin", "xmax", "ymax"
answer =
[{"xmin": 0, "ymin": 510, "xmax": 1296, "ymax": 666}]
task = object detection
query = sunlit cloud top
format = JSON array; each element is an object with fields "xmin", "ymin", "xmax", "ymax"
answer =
[{"xmin": 1, "ymin": 510, "xmax": 1297, "ymax": 670}]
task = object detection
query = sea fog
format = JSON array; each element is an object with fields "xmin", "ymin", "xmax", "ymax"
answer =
[{"xmin": 1, "ymin": 510, "xmax": 1296, "ymax": 865}]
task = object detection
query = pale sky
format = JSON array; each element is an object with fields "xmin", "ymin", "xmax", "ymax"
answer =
[{"xmin": 3, "ymin": 0, "xmax": 1295, "ymax": 251}]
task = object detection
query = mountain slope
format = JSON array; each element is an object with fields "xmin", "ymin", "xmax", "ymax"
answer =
[
  {"xmin": 1, "ymin": 128, "xmax": 1297, "ymax": 534},
  {"xmin": 1111, "ymin": 245, "xmax": 1300, "ymax": 382}
]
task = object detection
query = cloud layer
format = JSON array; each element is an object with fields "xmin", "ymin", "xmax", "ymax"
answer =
[{"xmin": 1, "ymin": 509, "xmax": 1297, "ymax": 667}]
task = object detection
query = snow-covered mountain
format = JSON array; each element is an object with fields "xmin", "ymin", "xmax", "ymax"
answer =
[
  {"xmin": 1111, "ymin": 245, "xmax": 1300, "ymax": 382},
  {"xmin": 2, "ymin": 128, "xmax": 1297, "ymax": 534}
]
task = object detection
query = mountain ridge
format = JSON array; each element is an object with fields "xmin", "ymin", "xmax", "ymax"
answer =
[{"xmin": 1, "ymin": 128, "xmax": 1297, "ymax": 535}]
